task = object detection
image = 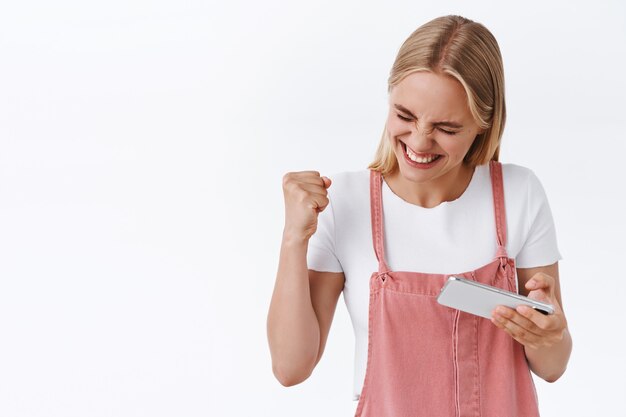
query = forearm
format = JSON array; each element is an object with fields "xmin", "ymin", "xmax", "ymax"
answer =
[
  {"xmin": 267, "ymin": 231, "xmax": 320, "ymax": 386},
  {"xmin": 525, "ymin": 327, "xmax": 572, "ymax": 382}
]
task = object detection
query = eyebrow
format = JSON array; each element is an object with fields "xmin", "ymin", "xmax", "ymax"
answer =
[{"xmin": 394, "ymin": 104, "xmax": 464, "ymax": 129}]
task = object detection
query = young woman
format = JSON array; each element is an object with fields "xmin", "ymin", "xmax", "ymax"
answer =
[{"xmin": 267, "ymin": 14, "xmax": 572, "ymax": 416}]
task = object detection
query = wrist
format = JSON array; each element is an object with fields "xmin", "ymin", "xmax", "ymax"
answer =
[{"xmin": 282, "ymin": 228, "xmax": 310, "ymax": 246}]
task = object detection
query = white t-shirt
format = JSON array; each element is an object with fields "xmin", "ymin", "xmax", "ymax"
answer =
[{"xmin": 306, "ymin": 163, "xmax": 562, "ymax": 401}]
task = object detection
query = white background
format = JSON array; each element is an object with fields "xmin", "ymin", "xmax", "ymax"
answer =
[{"xmin": 0, "ymin": 1, "xmax": 624, "ymax": 416}]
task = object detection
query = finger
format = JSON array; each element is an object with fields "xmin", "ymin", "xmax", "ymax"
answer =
[
  {"xmin": 289, "ymin": 170, "xmax": 321, "ymax": 178},
  {"xmin": 525, "ymin": 273, "xmax": 554, "ymax": 292},
  {"xmin": 296, "ymin": 175, "xmax": 327, "ymax": 186},
  {"xmin": 493, "ymin": 305, "xmax": 542, "ymax": 334},
  {"xmin": 285, "ymin": 171, "xmax": 325, "ymax": 187},
  {"xmin": 491, "ymin": 314, "xmax": 542, "ymax": 348},
  {"xmin": 493, "ymin": 320, "xmax": 542, "ymax": 349},
  {"xmin": 311, "ymin": 195, "xmax": 330, "ymax": 212},
  {"xmin": 517, "ymin": 306, "xmax": 559, "ymax": 330},
  {"xmin": 491, "ymin": 306, "xmax": 542, "ymax": 338},
  {"xmin": 298, "ymin": 182, "xmax": 331, "ymax": 196},
  {"xmin": 302, "ymin": 176, "xmax": 331, "ymax": 189},
  {"xmin": 283, "ymin": 172, "xmax": 322, "ymax": 190},
  {"xmin": 289, "ymin": 171, "xmax": 330, "ymax": 186}
]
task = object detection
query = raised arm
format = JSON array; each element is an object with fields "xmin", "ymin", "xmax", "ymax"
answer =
[{"xmin": 266, "ymin": 172, "xmax": 345, "ymax": 386}]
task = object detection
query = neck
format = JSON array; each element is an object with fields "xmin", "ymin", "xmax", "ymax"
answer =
[{"xmin": 383, "ymin": 163, "xmax": 475, "ymax": 208}]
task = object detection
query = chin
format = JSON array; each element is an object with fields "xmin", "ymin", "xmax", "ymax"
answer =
[{"xmin": 397, "ymin": 164, "xmax": 442, "ymax": 183}]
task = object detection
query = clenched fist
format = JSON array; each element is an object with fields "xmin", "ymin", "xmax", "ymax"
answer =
[{"xmin": 282, "ymin": 171, "xmax": 332, "ymax": 241}]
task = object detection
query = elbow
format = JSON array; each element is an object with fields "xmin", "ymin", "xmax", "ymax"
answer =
[
  {"xmin": 272, "ymin": 361, "xmax": 314, "ymax": 387},
  {"xmin": 542, "ymin": 366, "xmax": 567, "ymax": 383},
  {"xmin": 543, "ymin": 375, "xmax": 561, "ymax": 383}
]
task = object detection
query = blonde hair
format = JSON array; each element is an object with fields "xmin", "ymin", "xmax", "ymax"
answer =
[{"xmin": 368, "ymin": 15, "xmax": 506, "ymax": 175}]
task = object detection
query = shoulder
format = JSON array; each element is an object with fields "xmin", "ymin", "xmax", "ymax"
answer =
[
  {"xmin": 323, "ymin": 169, "xmax": 371, "ymax": 210},
  {"xmin": 500, "ymin": 162, "xmax": 547, "ymax": 195},
  {"xmin": 500, "ymin": 162, "xmax": 535, "ymax": 186},
  {"xmin": 325, "ymin": 169, "xmax": 370, "ymax": 196},
  {"xmin": 498, "ymin": 162, "xmax": 549, "ymax": 199},
  {"xmin": 469, "ymin": 162, "xmax": 536, "ymax": 195},
  {"xmin": 498, "ymin": 163, "xmax": 552, "ymax": 221},
  {"xmin": 326, "ymin": 169, "xmax": 370, "ymax": 187}
]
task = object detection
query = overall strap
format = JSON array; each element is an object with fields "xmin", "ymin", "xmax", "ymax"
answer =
[
  {"xmin": 489, "ymin": 161, "xmax": 509, "ymax": 264},
  {"xmin": 369, "ymin": 169, "xmax": 391, "ymax": 274}
]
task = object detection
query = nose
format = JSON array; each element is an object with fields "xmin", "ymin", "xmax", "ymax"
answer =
[{"xmin": 406, "ymin": 120, "xmax": 435, "ymax": 149}]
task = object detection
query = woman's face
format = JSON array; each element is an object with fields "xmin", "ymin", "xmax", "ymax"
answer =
[{"xmin": 386, "ymin": 71, "xmax": 484, "ymax": 185}]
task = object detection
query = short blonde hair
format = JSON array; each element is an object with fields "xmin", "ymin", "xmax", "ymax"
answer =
[{"xmin": 368, "ymin": 15, "xmax": 506, "ymax": 175}]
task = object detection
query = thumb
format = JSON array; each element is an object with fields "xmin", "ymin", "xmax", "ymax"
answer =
[
  {"xmin": 525, "ymin": 273, "xmax": 553, "ymax": 292},
  {"xmin": 322, "ymin": 176, "xmax": 332, "ymax": 188}
]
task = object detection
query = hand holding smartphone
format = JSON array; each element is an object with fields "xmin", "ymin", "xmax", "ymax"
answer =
[{"xmin": 437, "ymin": 276, "xmax": 554, "ymax": 319}]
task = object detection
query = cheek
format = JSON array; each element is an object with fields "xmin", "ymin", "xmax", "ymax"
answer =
[
  {"xmin": 441, "ymin": 135, "xmax": 476, "ymax": 156},
  {"xmin": 386, "ymin": 115, "xmax": 405, "ymax": 133},
  {"xmin": 386, "ymin": 120, "xmax": 407, "ymax": 146}
]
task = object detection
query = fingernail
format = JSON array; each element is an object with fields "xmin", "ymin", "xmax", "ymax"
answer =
[{"xmin": 527, "ymin": 280, "xmax": 536, "ymax": 289}]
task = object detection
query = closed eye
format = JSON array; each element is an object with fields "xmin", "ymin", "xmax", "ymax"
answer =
[
  {"xmin": 395, "ymin": 113, "xmax": 458, "ymax": 135},
  {"xmin": 438, "ymin": 129, "xmax": 456, "ymax": 135}
]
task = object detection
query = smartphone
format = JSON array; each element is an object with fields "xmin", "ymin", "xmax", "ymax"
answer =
[{"xmin": 436, "ymin": 276, "xmax": 554, "ymax": 319}]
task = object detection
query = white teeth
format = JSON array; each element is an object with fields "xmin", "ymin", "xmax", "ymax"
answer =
[{"xmin": 405, "ymin": 144, "xmax": 438, "ymax": 163}]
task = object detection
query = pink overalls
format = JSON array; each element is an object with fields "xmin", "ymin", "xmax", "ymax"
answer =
[{"xmin": 355, "ymin": 161, "xmax": 540, "ymax": 417}]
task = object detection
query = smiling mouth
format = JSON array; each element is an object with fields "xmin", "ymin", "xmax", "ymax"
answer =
[{"xmin": 401, "ymin": 141, "xmax": 442, "ymax": 164}]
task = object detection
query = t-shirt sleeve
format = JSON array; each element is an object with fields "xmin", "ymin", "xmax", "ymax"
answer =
[
  {"xmin": 515, "ymin": 170, "xmax": 563, "ymax": 268},
  {"xmin": 306, "ymin": 192, "xmax": 343, "ymax": 273}
]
